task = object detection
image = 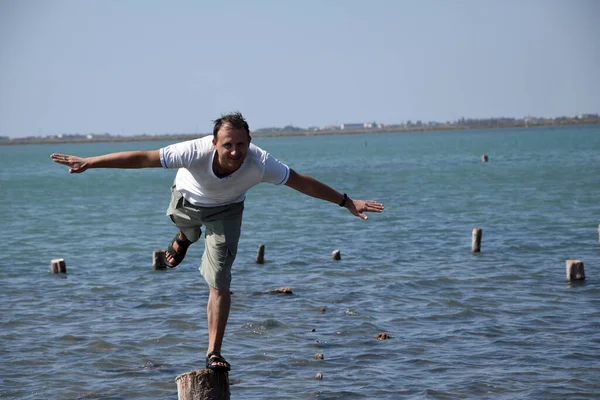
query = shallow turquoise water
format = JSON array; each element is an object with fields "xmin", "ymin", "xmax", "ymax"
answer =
[{"xmin": 1, "ymin": 125, "xmax": 600, "ymax": 399}]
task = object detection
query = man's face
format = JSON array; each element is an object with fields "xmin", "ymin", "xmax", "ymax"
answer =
[{"xmin": 212, "ymin": 124, "xmax": 251, "ymax": 175}]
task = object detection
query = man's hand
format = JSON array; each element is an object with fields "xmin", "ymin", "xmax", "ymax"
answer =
[
  {"xmin": 345, "ymin": 198, "xmax": 384, "ymax": 220},
  {"xmin": 284, "ymin": 169, "xmax": 385, "ymax": 220},
  {"xmin": 51, "ymin": 153, "xmax": 89, "ymax": 173},
  {"xmin": 51, "ymin": 150, "xmax": 161, "ymax": 171}
]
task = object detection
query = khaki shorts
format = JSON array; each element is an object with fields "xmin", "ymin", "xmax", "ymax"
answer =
[{"xmin": 166, "ymin": 186, "xmax": 244, "ymax": 291}]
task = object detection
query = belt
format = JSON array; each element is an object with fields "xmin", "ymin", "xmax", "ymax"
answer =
[{"xmin": 182, "ymin": 197, "xmax": 204, "ymax": 209}]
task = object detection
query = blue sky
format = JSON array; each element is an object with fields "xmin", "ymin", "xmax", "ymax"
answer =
[{"xmin": 1, "ymin": 0, "xmax": 598, "ymax": 137}]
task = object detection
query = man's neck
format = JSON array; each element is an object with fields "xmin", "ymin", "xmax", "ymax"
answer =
[{"xmin": 212, "ymin": 156, "xmax": 232, "ymax": 178}]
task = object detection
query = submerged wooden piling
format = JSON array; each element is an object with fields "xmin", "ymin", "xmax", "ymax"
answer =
[
  {"xmin": 332, "ymin": 249, "xmax": 341, "ymax": 260},
  {"xmin": 471, "ymin": 228, "xmax": 482, "ymax": 253},
  {"xmin": 152, "ymin": 250, "xmax": 168, "ymax": 270},
  {"xmin": 269, "ymin": 287, "xmax": 293, "ymax": 295},
  {"xmin": 175, "ymin": 369, "xmax": 230, "ymax": 400},
  {"xmin": 255, "ymin": 244, "xmax": 265, "ymax": 264},
  {"xmin": 50, "ymin": 258, "xmax": 66, "ymax": 273},
  {"xmin": 566, "ymin": 260, "xmax": 585, "ymax": 281}
]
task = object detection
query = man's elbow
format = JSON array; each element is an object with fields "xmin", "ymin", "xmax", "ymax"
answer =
[
  {"xmin": 284, "ymin": 169, "xmax": 302, "ymax": 190},
  {"xmin": 141, "ymin": 150, "xmax": 162, "ymax": 168}
]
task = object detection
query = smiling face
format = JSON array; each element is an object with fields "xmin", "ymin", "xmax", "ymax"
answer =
[{"xmin": 212, "ymin": 123, "xmax": 251, "ymax": 176}]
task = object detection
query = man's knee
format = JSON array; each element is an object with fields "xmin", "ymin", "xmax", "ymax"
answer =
[
  {"xmin": 180, "ymin": 227, "xmax": 202, "ymax": 243},
  {"xmin": 209, "ymin": 285, "xmax": 232, "ymax": 297},
  {"xmin": 204, "ymin": 272, "xmax": 232, "ymax": 292}
]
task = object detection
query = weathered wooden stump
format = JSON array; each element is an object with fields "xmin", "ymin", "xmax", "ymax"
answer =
[
  {"xmin": 332, "ymin": 249, "xmax": 341, "ymax": 260},
  {"xmin": 268, "ymin": 287, "xmax": 293, "ymax": 295},
  {"xmin": 481, "ymin": 154, "xmax": 488, "ymax": 163},
  {"xmin": 566, "ymin": 260, "xmax": 585, "ymax": 281},
  {"xmin": 255, "ymin": 244, "xmax": 265, "ymax": 264},
  {"xmin": 175, "ymin": 369, "xmax": 230, "ymax": 400},
  {"xmin": 152, "ymin": 250, "xmax": 168, "ymax": 270},
  {"xmin": 471, "ymin": 228, "xmax": 482, "ymax": 253},
  {"xmin": 50, "ymin": 258, "xmax": 66, "ymax": 273}
]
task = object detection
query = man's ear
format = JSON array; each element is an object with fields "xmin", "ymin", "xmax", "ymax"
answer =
[
  {"xmin": 248, "ymin": 135, "xmax": 252, "ymax": 143},
  {"xmin": 212, "ymin": 137, "xmax": 217, "ymax": 147}
]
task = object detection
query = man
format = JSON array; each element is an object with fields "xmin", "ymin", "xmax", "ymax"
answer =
[{"xmin": 51, "ymin": 112, "xmax": 384, "ymax": 372}]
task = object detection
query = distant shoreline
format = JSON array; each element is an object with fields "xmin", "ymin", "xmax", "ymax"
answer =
[{"xmin": 1, "ymin": 120, "xmax": 598, "ymax": 146}]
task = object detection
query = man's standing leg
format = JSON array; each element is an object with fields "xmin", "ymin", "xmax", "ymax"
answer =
[
  {"xmin": 207, "ymin": 285, "xmax": 230, "ymax": 362},
  {"xmin": 200, "ymin": 202, "xmax": 243, "ymax": 370}
]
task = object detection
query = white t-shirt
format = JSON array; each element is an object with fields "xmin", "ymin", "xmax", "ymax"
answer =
[{"xmin": 159, "ymin": 136, "xmax": 290, "ymax": 207}]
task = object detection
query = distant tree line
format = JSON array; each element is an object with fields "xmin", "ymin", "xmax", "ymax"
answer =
[
  {"xmin": 1, "ymin": 114, "xmax": 598, "ymax": 144},
  {"xmin": 253, "ymin": 125, "xmax": 306, "ymax": 134}
]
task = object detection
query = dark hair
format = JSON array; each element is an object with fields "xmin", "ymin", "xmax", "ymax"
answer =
[{"xmin": 213, "ymin": 111, "xmax": 250, "ymax": 139}]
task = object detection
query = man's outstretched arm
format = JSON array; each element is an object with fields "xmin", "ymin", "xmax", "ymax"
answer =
[
  {"xmin": 284, "ymin": 168, "xmax": 384, "ymax": 220},
  {"xmin": 50, "ymin": 150, "xmax": 161, "ymax": 173}
]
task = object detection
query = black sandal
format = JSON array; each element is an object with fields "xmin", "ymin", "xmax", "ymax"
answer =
[
  {"xmin": 206, "ymin": 351, "xmax": 231, "ymax": 372},
  {"xmin": 165, "ymin": 233, "xmax": 192, "ymax": 268}
]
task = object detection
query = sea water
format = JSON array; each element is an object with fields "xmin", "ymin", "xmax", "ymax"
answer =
[{"xmin": 1, "ymin": 125, "xmax": 599, "ymax": 399}]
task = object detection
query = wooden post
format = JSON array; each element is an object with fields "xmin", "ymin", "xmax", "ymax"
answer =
[
  {"xmin": 255, "ymin": 244, "xmax": 265, "ymax": 264},
  {"xmin": 332, "ymin": 249, "xmax": 341, "ymax": 260},
  {"xmin": 175, "ymin": 369, "xmax": 230, "ymax": 400},
  {"xmin": 152, "ymin": 250, "xmax": 168, "ymax": 270},
  {"xmin": 481, "ymin": 154, "xmax": 488, "ymax": 163},
  {"xmin": 471, "ymin": 228, "xmax": 482, "ymax": 253},
  {"xmin": 269, "ymin": 287, "xmax": 293, "ymax": 295},
  {"xmin": 566, "ymin": 260, "xmax": 585, "ymax": 281},
  {"xmin": 50, "ymin": 258, "xmax": 66, "ymax": 273}
]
